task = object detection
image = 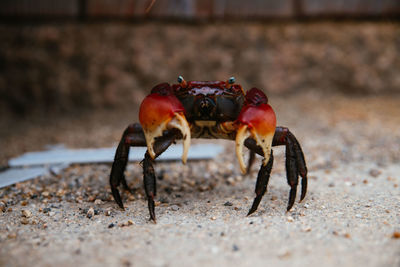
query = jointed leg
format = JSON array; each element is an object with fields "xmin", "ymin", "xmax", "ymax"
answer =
[
  {"xmin": 110, "ymin": 123, "xmax": 145, "ymax": 209},
  {"xmin": 142, "ymin": 152, "xmax": 156, "ymax": 221},
  {"xmin": 110, "ymin": 122, "xmax": 180, "ymax": 220},
  {"xmin": 247, "ymin": 151, "xmax": 274, "ymax": 216},
  {"xmin": 285, "ymin": 136, "xmax": 298, "ymax": 211},
  {"xmin": 273, "ymin": 126, "xmax": 308, "ymax": 210},
  {"xmin": 244, "ymin": 126, "xmax": 307, "ymax": 211}
]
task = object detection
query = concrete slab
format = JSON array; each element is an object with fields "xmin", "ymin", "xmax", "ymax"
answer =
[
  {"xmin": 0, "ymin": 167, "xmax": 48, "ymax": 188},
  {"xmin": 8, "ymin": 144, "xmax": 224, "ymax": 167}
]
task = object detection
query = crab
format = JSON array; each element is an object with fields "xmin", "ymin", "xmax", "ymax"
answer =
[{"xmin": 110, "ymin": 76, "xmax": 307, "ymax": 222}]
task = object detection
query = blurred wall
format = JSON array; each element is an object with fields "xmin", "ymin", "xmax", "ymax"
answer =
[
  {"xmin": 1, "ymin": 0, "xmax": 400, "ymax": 19},
  {"xmin": 1, "ymin": 1, "xmax": 400, "ymax": 115}
]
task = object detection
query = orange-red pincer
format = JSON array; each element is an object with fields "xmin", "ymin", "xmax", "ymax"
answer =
[
  {"xmin": 139, "ymin": 83, "xmax": 191, "ymax": 163},
  {"xmin": 235, "ymin": 88, "xmax": 276, "ymax": 173}
]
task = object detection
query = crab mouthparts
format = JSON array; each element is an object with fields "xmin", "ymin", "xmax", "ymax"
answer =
[{"xmin": 143, "ymin": 112, "xmax": 191, "ymax": 164}]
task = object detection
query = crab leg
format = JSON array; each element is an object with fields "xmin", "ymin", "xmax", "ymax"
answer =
[
  {"xmin": 244, "ymin": 127, "xmax": 308, "ymax": 211},
  {"xmin": 273, "ymin": 126, "xmax": 308, "ymax": 209},
  {"xmin": 247, "ymin": 151, "xmax": 274, "ymax": 216},
  {"xmin": 143, "ymin": 152, "xmax": 157, "ymax": 221},
  {"xmin": 139, "ymin": 84, "xmax": 191, "ymax": 163},
  {"xmin": 110, "ymin": 123, "xmax": 146, "ymax": 209},
  {"xmin": 110, "ymin": 123, "xmax": 179, "ymax": 212},
  {"xmin": 235, "ymin": 88, "xmax": 276, "ymax": 174}
]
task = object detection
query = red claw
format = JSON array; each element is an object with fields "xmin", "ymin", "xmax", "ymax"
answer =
[
  {"xmin": 238, "ymin": 104, "xmax": 276, "ymax": 137},
  {"xmin": 235, "ymin": 88, "xmax": 276, "ymax": 174},
  {"xmin": 139, "ymin": 93, "xmax": 185, "ymax": 131},
  {"xmin": 139, "ymin": 83, "xmax": 191, "ymax": 163}
]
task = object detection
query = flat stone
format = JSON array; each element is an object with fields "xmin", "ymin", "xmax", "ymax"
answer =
[
  {"xmin": 0, "ymin": 167, "xmax": 48, "ymax": 188},
  {"xmin": 8, "ymin": 144, "xmax": 224, "ymax": 167}
]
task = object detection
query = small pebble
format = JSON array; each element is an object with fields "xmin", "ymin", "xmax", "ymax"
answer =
[
  {"xmin": 278, "ymin": 250, "xmax": 291, "ymax": 259},
  {"xmin": 94, "ymin": 199, "xmax": 103, "ymax": 205},
  {"xmin": 170, "ymin": 205, "xmax": 179, "ymax": 211},
  {"xmin": 232, "ymin": 244, "xmax": 239, "ymax": 251},
  {"xmin": 108, "ymin": 223, "xmax": 115, "ymax": 229},
  {"xmin": 87, "ymin": 207, "xmax": 95, "ymax": 219},
  {"xmin": 0, "ymin": 202, "xmax": 6, "ymax": 212},
  {"xmin": 369, "ymin": 169, "xmax": 381, "ymax": 178},
  {"xmin": 210, "ymin": 216, "xmax": 216, "ymax": 220},
  {"xmin": 224, "ymin": 201, "xmax": 233, "ymax": 206},
  {"xmin": 226, "ymin": 177, "xmax": 236, "ymax": 185},
  {"xmin": 42, "ymin": 191, "xmax": 50, "ymax": 197},
  {"xmin": 21, "ymin": 200, "xmax": 28, "ymax": 206},
  {"xmin": 392, "ymin": 232, "xmax": 400, "ymax": 239},
  {"xmin": 21, "ymin": 209, "xmax": 32, "ymax": 218},
  {"xmin": 287, "ymin": 216, "xmax": 294, "ymax": 222},
  {"xmin": 20, "ymin": 218, "xmax": 29, "ymax": 225},
  {"xmin": 8, "ymin": 233, "xmax": 17, "ymax": 239},
  {"xmin": 119, "ymin": 220, "xmax": 134, "ymax": 227},
  {"xmin": 105, "ymin": 210, "xmax": 111, "ymax": 216},
  {"xmin": 43, "ymin": 207, "xmax": 51, "ymax": 213}
]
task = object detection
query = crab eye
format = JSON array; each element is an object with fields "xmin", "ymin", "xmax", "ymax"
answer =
[
  {"xmin": 177, "ymin": 75, "xmax": 187, "ymax": 87},
  {"xmin": 228, "ymin": 77, "xmax": 235, "ymax": 84}
]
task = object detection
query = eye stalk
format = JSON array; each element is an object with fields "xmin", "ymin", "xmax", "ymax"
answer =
[
  {"xmin": 178, "ymin": 75, "xmax": 187, "ymax": 87},
  {"xmin": 228, "ymin": 77, "xmax": 236, "ymax": 84}
]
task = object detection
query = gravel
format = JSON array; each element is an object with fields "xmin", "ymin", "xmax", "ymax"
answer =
[{"xmin": 0, "ymin": 92, "xmax": 399, "ymax": 267}]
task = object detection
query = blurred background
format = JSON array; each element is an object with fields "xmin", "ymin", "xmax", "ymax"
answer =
[{"xmin": 0, "ymin": 0, "xmax": 399, "ymax": 164}]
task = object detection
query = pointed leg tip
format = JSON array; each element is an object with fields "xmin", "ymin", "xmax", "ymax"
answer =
[
  {"xmin": 150, "ymin": 213, "xmax": 157, "ymax": 223},
  {"xmin": 246, "ymin": 210, "xmax": 255, "ymax": 217},
  {"xmin": 247, "ymin": 204, "xmax": 259, "ymax": 216}
]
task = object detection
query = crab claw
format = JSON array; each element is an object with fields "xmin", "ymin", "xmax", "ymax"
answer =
[
  {"xmin": 139, "ymin": 83, "xmax": 191, "ymax": 163},
  {"xmin": 235, "ymin": 88, "xmax": 276, "ymax": 174}
]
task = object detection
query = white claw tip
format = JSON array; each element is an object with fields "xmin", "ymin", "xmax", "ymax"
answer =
[
  {"xmin": 168, "ymin": 113, "xmax": 191, "ymax": 165},
  {"xmin": 235, "ymin": 125, "xmax": 250, "ymax": 175}
]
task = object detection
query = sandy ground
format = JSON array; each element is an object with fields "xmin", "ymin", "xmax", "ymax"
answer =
[{"xmin": 0, "ymin": 92, "xmax": 399, "ymax": 267}]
